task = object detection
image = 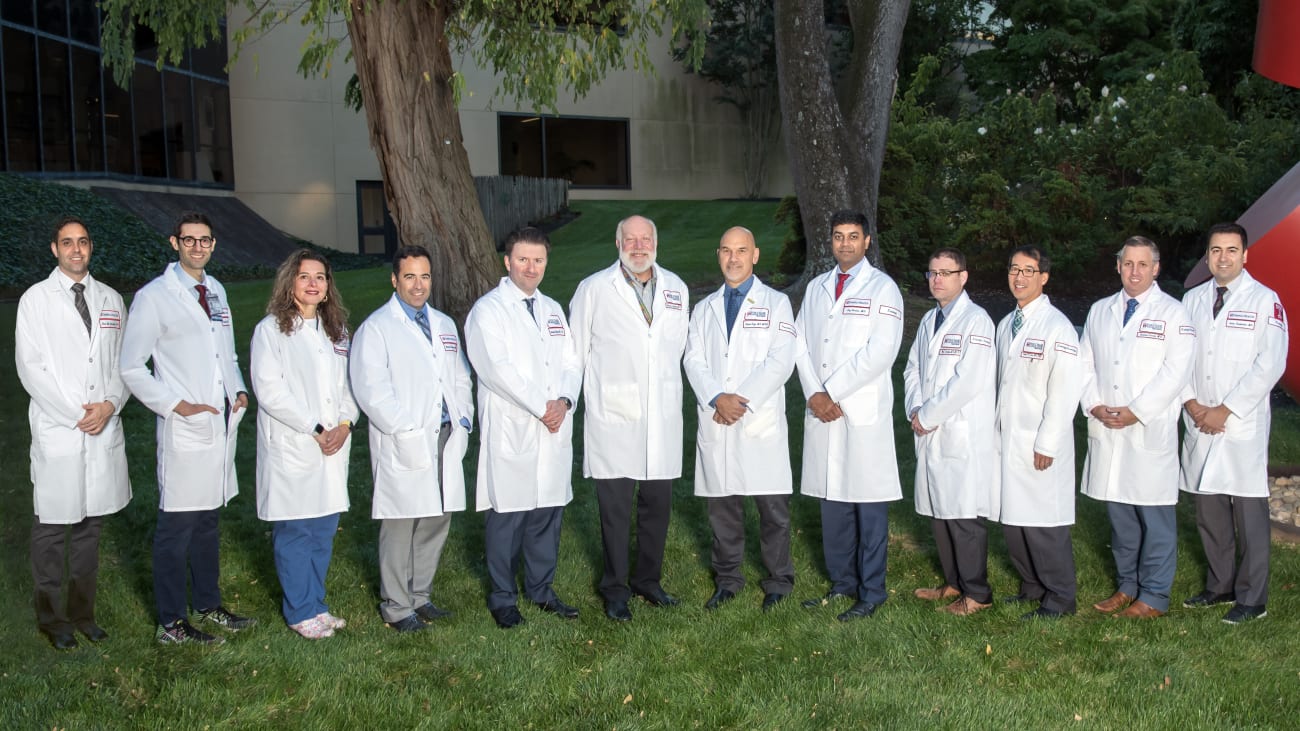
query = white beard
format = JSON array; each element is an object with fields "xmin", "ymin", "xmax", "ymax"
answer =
[{"xmin": 620, "ymin": 249, "xmax": 655, "ymax": 275}]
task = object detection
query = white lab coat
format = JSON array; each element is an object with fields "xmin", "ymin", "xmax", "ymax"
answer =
[
  {"xmin": 569, "ymin": 262, "xmax": 689, "ymax": 480},
  {"xmin": 904, "ymin": 291, "xmax": 997, "ymax": 519},
  {"xmin": 16, "ymin": 269, "xmax": 131, "ymax": 524},
  {"xmin": 993, "ymin": 295, "xmax": 1083, "ymax": 527},
  {"xmin": 350, "ymin": 295, "xmax": 472, "ymax": 519},
  {"xmin": 250, "ymin": 315, "xmax": 360, "ymax": 521},
  {"xmin": 1079, "ymin": 285, "xmax": 1194, "ymax": 506},
  {"xmin": 466, "ymin": 278, "xmax": 583, "ymax": 513},
  {"xmin": 120, "ymin": 264, "xmax": 246, "ymax": 511},
  {"xmin": 683, "ymin": 278, "xmax": 797, "ymax": 497},
  {"xmin": 794, "ymin": 262, "xmax": 906, "ymax": 503},
  {"xmin": 1179, "ymin": 271, "xmax": 1288, "ymax": 498}
]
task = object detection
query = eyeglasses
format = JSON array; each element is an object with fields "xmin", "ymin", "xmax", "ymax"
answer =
[
  {"xmin": 179, "ymin": 236, "xmax": 215, "ymax": 249},
  {"xmin": 1007, "ymin": 266, "xmax": 1041, "ymax": 277},
  {"xmin": 925, "ymin": 269, "xmax": 964, "ymax": 280}
]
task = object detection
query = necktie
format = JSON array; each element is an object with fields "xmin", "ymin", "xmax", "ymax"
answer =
[
  {"xmin": 1011, "ymin": 308, "xmax": 1024, "ymax": 338},
  {"xmin": 835, "ymin": 272, "xmax": 850, "ymax": 300},
  {"xmin": 1212, "ymin": 286, "xmax": 1228, "ymax": 318},
  {"xmin": 414, "ymin": 309, "xmax": 432, "ymax": 342},
  {"xmin": 71, "ymin": 282, "xmax": 92, "ymax": 336},
  {"xmin": 195, "ymin": 284, "xmax": 213, "ymax": 320},
  {"xmin": 1123, "ymin": 298, "xmax": 1138, "ymax": 326},
  {"xmin": 524, "ymin": 297, "xmax": 536, "ymax": 323},
  {"xmin": 725, "ymin": 288, "xmax": 742, "ymax": 339},
  {"xmin": 934, "ymin": 307, "xmax": 945, "ymax": 337}
]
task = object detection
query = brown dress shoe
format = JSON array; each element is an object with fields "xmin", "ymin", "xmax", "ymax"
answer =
[
  {"xmin": 914, "ymin": 585, "xmax": 961, "ymax": 601},
  {"xmin": 1092, "ymin": 591, "xmax": 1134, "ymax": 613},
  {"xmin": 1115, "ymin": 600, "xmax": 1165, "ymax": 619},
  {"xmin": 939, "ymin": 596, "xmax": 992, "ymax": 616}
]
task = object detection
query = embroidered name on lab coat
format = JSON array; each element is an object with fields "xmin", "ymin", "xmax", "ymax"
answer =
[
  {"xmin": 439, "ymin": 333, "xmax": 459, "ymax": 352},
  {"xmin": 1021, "ymin": 338, "xmax": 1045, "ymax": 360},
  {"xmin": 1136, "ymin": 318, "xmax": 1165, "ymax": 339},
  {"xmin": 842, "ymin": 298, "xmax": 871, "ymax": 316},
  {"xmin": 877, "ymin": 304, "xmax": 902, "ymax": 320},
  {"xmin": 778, "ymin": 322, "xmax": 797, "ymax": 337},
  {"xmin": 1178, "ymin": 325, "xmax": 1197, "ymax": 336},
  {"xmin": 939, "ymin": 333, "xmax": 962, "ymax": 356},
  {"xmin": 663, "ymin": 290, "xmax": 683, "ymax": 310},
  {"xmin": 1225, "ymin": 311, "xmax": 1257, "ymax": 330},
  {"xmin": 333, "ymin": 341, "xmax": 350, "ymax": 356},
  {"xmin": 742, "ymin": 308, "xmax": 770, "ymax": 329},
  {"xmin": 968, "ymin": 334, "xmax": 992, "ymax": 348},
  {"xmin": 547, "ymin": 315, "xmax": 567, "ymax": 337},
  {"xmin": 1054, "ymin": 341, "xmax": 1078, "ymax": 356},
  {"xmin": 98, "ymin": 309, "xmax": 122, "ymax": 329}
]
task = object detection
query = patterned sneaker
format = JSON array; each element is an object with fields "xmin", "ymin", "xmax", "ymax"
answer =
[
  {"xmin": 156, "ymin": 619, "xmax": 224, "ymax": 645},
  {"xmin": 315, "ymin": 612, "xmax": 346, "ymax": 630},
  {"xmin": 290, "ymin": 616, "xmax": 335, "ymax": 640},
  {"xmin": 195, "ymin": 606, "xmax": 257, "ymax": 632}
]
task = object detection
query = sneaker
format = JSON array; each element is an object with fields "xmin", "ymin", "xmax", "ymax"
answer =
[
  {"xmin": 1222, "ymin": 604, "xmax": 1267, "ymax": 625},
  {"xmin": 156, "ymin": 619, "xmax": 224, "ymax": 645},
  {"xmin": 195, "ymin": 606, "xmax": 257, "ymax": 632},
  {"xmin": 290, "ymin": 616, "xmax": 335, "ymax": 640},
  {"xmin": 315, "ymin": 612, "xmax": 346, "ymax": 630},
  {"xmin": 1183, "ymin": 590, "xmax": 1234, "ymax": 609}
]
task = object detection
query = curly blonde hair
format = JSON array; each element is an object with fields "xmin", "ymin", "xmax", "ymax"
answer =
[{"xmin": 266, "ymin": 249, "xmax": 349, "ymax": 344}]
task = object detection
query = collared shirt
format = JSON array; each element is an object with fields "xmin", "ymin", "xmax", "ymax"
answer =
[
  {"xmin": 621, "ymin": 264, "xmax": 657, "ymax": 325},
  {"xmin": 834, "ymin": 257, "xmax": 867, "ymax": 285},
  {"xmin": 54, "ymin": 268, "xmax": 88, "ymax": 302},
  {"xmin": 395, "ymin": 296, "xmax": 425, "ymax": 326},
  {"xmin": 172, "ymin": 263, "xmax": 206, "ymax": 288}
]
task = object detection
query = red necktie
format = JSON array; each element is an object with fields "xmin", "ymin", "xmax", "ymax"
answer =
[
  {"xmin": 835, "ymin": 272, "xmax": 850, "ymax": 300},
  {"xmin": 195, "ymin": 284, "xmax": 213, "ymax": 320}
]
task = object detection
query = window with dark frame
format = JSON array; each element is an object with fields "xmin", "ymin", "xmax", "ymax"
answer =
[
  {"xmin": 356, "ymin": 180, "xmax": 398, "ymax": 257},
  {"xmin": 498, "ymin": 114, "xmax": 630, "ymax": 189}
]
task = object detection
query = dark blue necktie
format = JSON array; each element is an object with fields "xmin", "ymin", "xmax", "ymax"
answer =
[
  {"xmin": 934, "ymin": 307, "xmax": 945, "ymax": 338},
  {"xmin": 1123, "ymin": 298, "xmax": 1138, "ymax": 326},
  {"xmin": 725, "ymin": 288, "xmax": 742, "ymax": 339}
]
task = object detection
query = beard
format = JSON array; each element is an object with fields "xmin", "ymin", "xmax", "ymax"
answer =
[{"xmin": 620, "ymin": 248, "xmax": 655, "ymax": 275}]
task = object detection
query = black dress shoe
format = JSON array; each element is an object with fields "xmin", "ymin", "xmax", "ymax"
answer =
[
  {"xmin": 604, "ymin": 599, "xmax": 632, "ymax": 622},
  {"xmin": 1020, "ymin": 606, "xmax": 1068, "ymax": 621},
  {"xmin": 802, "ymin": 591, "xmax": 853, "ymax": 608},
  {"xmin": 414, "ymin": 602, "xmax": 453, "ymax": 622},
  {"xmin": 837, "ymin": 600, "xmax": 879, "ymax": 622},
  {"xmin": 536, "ymin": 598, "xmax": 579, "ymax": 619},
  {"xmin": 77, "ymin": 623, "xmax": 109, "ymax": 642},
  {"xmin": 388, "ymin": 614, "xmax": 428, "ymax": 633},
  {"xmin": 491, "ymin": 605, "xmax": 525, "ymax": 629},
  {"xmin": 704, "ymin": 588, "xmax": 736, "ymax": 610},
  {"xmin": 43, "ymin": 629, "xmax": 79, "ymax": 650},
  {"xmin": 1183, "ymin": 590, "xmax": 1235, "ymax": 609},
  {"xmin": 633, "ymin": 587, "xmax": 680, "ymax": 607},
  {"xmin": 762, "ymin": 593, "xmax": 787, "ymax": 611}
]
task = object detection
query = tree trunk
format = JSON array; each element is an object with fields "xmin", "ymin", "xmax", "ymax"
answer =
[
  {"xmin": 774, "ymin": 0, "xmax": 909, "ymax": 285},
  {"xmin": 346, "ymin": 0, "xmax": 499, "ymax": 323}
]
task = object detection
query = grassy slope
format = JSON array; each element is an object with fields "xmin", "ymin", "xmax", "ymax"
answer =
[{"xmin": 2, "ymin": 200, "xmax": 1298, "ymax": 729}]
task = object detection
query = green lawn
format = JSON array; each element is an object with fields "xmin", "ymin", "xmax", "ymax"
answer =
[{"xmin": 2, "ymin": 200, "xmax": 1298, "ymax": 729}]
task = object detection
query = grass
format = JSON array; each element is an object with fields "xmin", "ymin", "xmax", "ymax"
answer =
[{"xmin": 3, "ymin": 200, "xmax": 1299, "ymax": 729}]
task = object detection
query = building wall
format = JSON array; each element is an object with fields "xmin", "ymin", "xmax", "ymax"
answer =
[{"xmin": 228, "ymin": 10, "xmax": 791, "ymax": 252}]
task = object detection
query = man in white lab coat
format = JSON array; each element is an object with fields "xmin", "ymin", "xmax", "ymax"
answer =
[
  {"xmin": 121, "ymin": 211, "xmax": 255, "ymax": 644},
  {"xmin": 16, "ymin": 216, "xmax": 131, "ymax": 650},
  {"xmin": 1179, "ymin": 223, "xmax": 1287, "ymax": 624},
  {"xmin": 904, "ymin": 248, "xmax": 997, "ymax": 616},
  {"xmin": 1080, "ymin": 236, "xmax": 1194, "ymax": 619},
  {"xmin": 350, "ymin": 244, "xmax": 474, "ymax": 633},
  {"xmin": 569, "ymin": 214, "xmax": 689, "ymax": 622},
  {"xmin": 683, "ymin": 227, "xmax": 798, "ymax": 611},
  {"xmin": 993, "ymin": 245, "xmax": 1084, "ymax": 620},
  {"xmin": 794, "ymin": 210, "xmax": 905, "ymax": 622},
  {"xmin": 466, "ymin": 227, "xmax": 583, "ymax": 629}
]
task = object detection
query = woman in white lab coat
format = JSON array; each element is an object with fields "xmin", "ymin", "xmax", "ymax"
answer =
[{"xmin": 251, "ymin": 250, "xmax": 358, "ymax": 639}]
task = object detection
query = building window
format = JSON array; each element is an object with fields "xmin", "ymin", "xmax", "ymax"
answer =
[
  {"xmin": 498, "ymin": 114, "xmax": 629, "ymax": 189},
  {"xmin": 356, "ymin": 181, "xmax": 397, "ymax": 256}
]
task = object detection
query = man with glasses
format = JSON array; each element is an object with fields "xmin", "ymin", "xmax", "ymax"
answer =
[
  {"xmin": 1080, "ymin": 236, "xmax": 1194, "ymax": 619},
  {"xmin": 569, "ymin": 215, "xmax": 689, "ymax": 622},
  {"xmin": 904, "ymin": 248, "xmax": 997, "ymax": 616},
  {"xmin": 1179, "ymin": 223, "xmax": 1286, "ymax": 624},
  {"xmin": 795, "ymin": 210, "xmax": 905, "ymax": 622},
  {"xmin": 993, "ymin": 246, "xmax": 1083, "ymax": 620},
  {"xmin": 122, "ymin": 211, "xmax": 256, "ymax": 644}
]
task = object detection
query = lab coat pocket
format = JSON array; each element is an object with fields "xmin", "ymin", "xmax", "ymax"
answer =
[
  {"xmin": 35, "ymin": 413, "xmax": 82, "ymax": 457},
  {"xmin": 597, "ymin": 383, "xmax": 642, "ymax": 422},
  {"xmin": 742, "ymin": 406, "xmax": 779, "ymax": 440},
  {"xmin": 840, "ymin": 386, "xmax": 879, "ymax": 426},
  {"xmin": 168, "ymin": 412, "xmax": 217, "ymax": 451},
  {"xmin": 937, "ymin": 422, "xmax": 970, "ymax": 460},
  {"xmin": 280, "ymin": 432, "xmax": 322, "ymax": 475},
  {"xmin": 1141, "ymin": 417, "xmax": 1175, "ymax": 452},
  {"xmin": 392, "ymin": 428, "xmax": 432, "ymax": 471},
  {"xmin": 1224, "ymin": 409, "xmax": 1258, "ymax": 442}
]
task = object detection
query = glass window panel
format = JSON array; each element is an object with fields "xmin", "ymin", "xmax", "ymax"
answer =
[
  {"xmin": 39, "ymin": 37, "xmax": 72, "ymax": 172},
  {"xmin": 102, "ymin": 73, "xmax": 133, "ymax": 174},
  {"xmin": 192, "ymin": 78, "xmax": 232, "ymax": 183},
  {"xmin": 544, "ymin": 117, "xmax": 628, "ymax": 187},
  {"xmin": 361, "ymin": 234, "xmax": 387, "ymax": 256},
  {"xmin": 1, "ymin": 0, "xmax": 34, "ymax": 26},
  {"xmin": 190, "ymin": 25, "xmax": 228, "ymax": 79},
  {"xmin": 162, "ymin": 70, "xmax": 194, "ymax": 180},
  {"xmin": 36, "ymin": 0, "xmax": 67, "ymax": 36},
  {"xmin": 3, "ymin": 28, "xmax": 39, "ymax": 171},
  {"xmin": 70, "ymin": 46, "xmax": 103, "ymax": 172},
  {"xmin": 132, "ymin": 64, "xmax": 165, "ymax": 177},
  {"xmin": 359, "ymin": 183, "xmax": 386, "ymax": 228},
  {"xmin": 498, "ymin": 115, "xmax": 543, "ymax": 177},
  {"xmin": 68, "ymin": 0, "xmax": 98, "ymax": 45}
]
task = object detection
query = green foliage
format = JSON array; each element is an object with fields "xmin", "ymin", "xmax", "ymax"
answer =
[
  {"xmin": 773, "ymin": 195, "xmax": 805, "ymax": 275},
  {"xmin": 672, "ymin": 0, "xmax": 777, "ymax": 111}
]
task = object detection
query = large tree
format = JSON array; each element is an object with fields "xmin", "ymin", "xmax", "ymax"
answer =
[
  {"xmin": 773, "ymin": 1, "xmax": 910, "ymax": 276},
  {"xmin": 99, "ymin": 0, "xmax": 708, "ymax": 321}
]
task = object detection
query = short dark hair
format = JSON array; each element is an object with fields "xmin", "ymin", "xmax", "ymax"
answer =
[
  {"xmin": 51, "ymin": 215, "xmax": 90, "ymax": 243},
  {"xmin": 1206, "ymin": 221, "xmax": 1248, "ymax": 248},
  {"xmin": 829, "ymin": 210, "xmax": 869, "ymax": 232},
  {"xmin": 174, "ymin": 211, "xmax": 214, "ymax": 238},
  {"xmin": 392, "ymin": 244, "xmax": 433, "ymax": 275},
  {"xmin": 504, "ymin": 226, "xmax": 551, "ymax": 255},
  {"xmin": 1008, "ymin": 245, "xmax": 1051, "ymax": 273},
  {"xmin": 929, "ymin": 247, "xmax": 967, "ymax": 270}
]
